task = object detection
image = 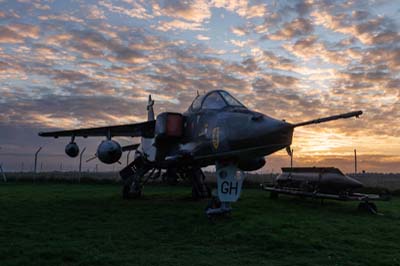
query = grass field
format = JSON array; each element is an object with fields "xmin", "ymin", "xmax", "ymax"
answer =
[{"xmin": 0, "ymin": 183, "xmax": 399, "ymax": 266}]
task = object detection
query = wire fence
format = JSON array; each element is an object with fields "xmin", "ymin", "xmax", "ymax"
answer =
[{"xmin": 2, "ymin": 170, "xmax": 400, "ymax": 191}]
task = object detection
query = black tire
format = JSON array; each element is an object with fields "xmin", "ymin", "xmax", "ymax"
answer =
[
  {"xmin": 270, "ymin": 191, "xmax": 279, "ymax": 199},
  {"xmin": 358, "ymin": 202, "xmax": 378, "ymax": 214},
  {"xmin": 122, "ymin": 184, "xmax": 130, "ymax": 199},
  {"xmin": 205, "ymin": 184, "xmax": 212, "ymax": 198},
  {"xmin": 367, "ymin": 202, "xmax": 377, "ymax": 213},
  {"xmin": 192, "ymin": 186, "xmax": 200, "ymax": 200},
  {"xmin": 205, "ymin": 197, "xmax": 221, "ymax": 211},
  {"xmin": 122, "ymin": 181, "xmax": 142, "ymax": 200}
]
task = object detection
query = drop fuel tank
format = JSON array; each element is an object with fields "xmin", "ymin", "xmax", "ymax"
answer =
[{"xmin": 275, "ymin": 167, "xmax": 363, "ymax": 193}]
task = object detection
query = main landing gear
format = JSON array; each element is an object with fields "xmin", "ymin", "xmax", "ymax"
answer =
[
  {"xmin": 191, "ymin": 167, "xmax": 211, "ymax": 200},
  {"xmin": 120, "ymin": 156, "xmax": 155, "ymax": 199},
  {"xmin": 120, "ymin": 157, "xmax": 212, "ymax": 200}
]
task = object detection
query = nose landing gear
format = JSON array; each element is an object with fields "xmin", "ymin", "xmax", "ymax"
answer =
[{"xmin": 205, "ymin": 162, "xmax": 245, "ymax": 219}]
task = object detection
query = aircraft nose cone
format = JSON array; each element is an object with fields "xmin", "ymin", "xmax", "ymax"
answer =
[
  {"xmin": 252, "ymin": 114, "xmax": 292, "ymax": 134},
  {"xmin": 241, "ymin": 114, "xmax": 292, "ymax": 146},
  {"xmin": 347, "ymin": 176, "xmax": 363, "ymax": 189},
  {"xmin": 222, "ymin": 111, "xmax": 294, "ymax": 154}
]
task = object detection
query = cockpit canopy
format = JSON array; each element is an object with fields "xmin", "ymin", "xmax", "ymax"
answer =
[{"xmin": 190, "ymin": 90, "xmax": 245, "ymax": 112}]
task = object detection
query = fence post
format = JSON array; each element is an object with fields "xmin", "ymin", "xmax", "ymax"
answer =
[
  {"xmin": 0, "ymin": 164, "xmax": 6, "ymax": 182},
  {"xmin": 79, "ymin": 147, "xmax": 86, "ymax": 183},
  {"xmin": 34, "ymin": 147, "xmax": 43, "ymax": 181}
]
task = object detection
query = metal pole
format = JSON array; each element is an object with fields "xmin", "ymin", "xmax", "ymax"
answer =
[
  {"xmin": 79, "ymin": 147, "xmax": 86, "ymax": 183},
  {"xmin": 0, "ymin": 147, "xmax": 5, "ymax": 182},
  {"xmin": 127, "ymin": 150, "xmax": 132, "ymax": 166},
  {"xmin": 34, "ymin": 147, "xmax": 43, "ymax": 180},
  {"xmin": 354, "ymin": 149, "xmax": 357, "ymax": 175},
  {"xmin": 290, "ymin": 148, "xmax": 294, "ymax": 169},
  {"xmin": 0, "ymin": 164, "xmax": 6, "ymax": 182}
]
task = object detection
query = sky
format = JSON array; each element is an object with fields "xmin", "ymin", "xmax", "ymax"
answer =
[{"xmin": 0, "ymin": 0, "xmax": 399, "ymax": 173}]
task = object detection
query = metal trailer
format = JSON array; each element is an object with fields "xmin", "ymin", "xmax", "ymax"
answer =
[{"xmin": 262, "ymin": 185, "xmax": 390, "ymax": 214}]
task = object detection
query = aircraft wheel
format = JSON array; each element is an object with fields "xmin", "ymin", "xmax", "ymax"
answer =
[
  {"xmin": 270, "ymin": 191, "xmax": 279, "ymax": 199},
  {"xmin": 367, "ymin": 202, "xmax": 377, "ymax": 213},
  {"xmin": 192, "ymin": 187, "xmax": 199, "ymax": 200},
  {"xmin": 122, "ymin": 184, "xmax": 130, "ymax": 199},
  {"xmin": 122, "ymin": 180, "xmax": 142, "ymax": 199},
  {"xmin": 205, "ymin": 196, "xmax": 221, "ymax": 211},
  {"xmin": 205, "ymin": 184, "xmax": 212, "ymax": 198},
  {"xmin": 358, "ymin": 202, "xmax": 377, "ymax": 214}
]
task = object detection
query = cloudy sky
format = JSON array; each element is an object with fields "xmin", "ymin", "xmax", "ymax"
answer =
[{"xmin": 0, "ymin": 0, "xmax": 399, "ymax": 173}]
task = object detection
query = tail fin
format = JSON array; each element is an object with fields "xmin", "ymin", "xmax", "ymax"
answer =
[
  {"xmin": 147, "ymin": 95, "xmax": 155, "ymax": 121},
  {"xmin": 141, "ymin": 95, "xmax": 156, "ymax": 162}
]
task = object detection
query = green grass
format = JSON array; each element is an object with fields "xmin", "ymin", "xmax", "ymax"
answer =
[{"xmin": 0, "ymin": 183, "xmax": 399, "ymax": 266}]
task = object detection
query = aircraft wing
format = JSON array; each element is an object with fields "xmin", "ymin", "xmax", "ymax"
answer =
[{"xmin": 38, "ymin": 121, "xmax": 155, "ymax": 138}]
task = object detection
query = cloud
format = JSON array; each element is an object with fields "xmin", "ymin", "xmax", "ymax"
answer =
[
  {"xmin": 211, "ymin": 1, "xmax": 267, "ymax": 19},
  {"xmin": 7, "ymin": 24, "xmax": 40, "ymax": 39},
  {"xmin": 99, "ymin": 1, "xmax": 153, "ymax": 20},
  {"xmin": 153, "ymin": 19, "xmax": 204, "ymax": 31},
  {"xmin": 0, "ymin": 24, "xmax": 39, "ymax": 43},
  {"xmin": 153, "ymin": 0, "xmax": 211, "ymax": 23},
  {"xmin": 87, "ymin": 5, "xmax": 106, "ymax": 20},
  {"xmin": 231, "ymin": 26, "xmax": 248, "ymax": 36},
  {"xmin": 254, "ymin": 50, "xmax": 296, "ymax": 71},
  {"xmin": 230, "ymin": 39, "xmax": 246, "ymax": 47},
  {"xmin": 38, "ymin": 14, "xmax": 85, "ymax": 23},
  {"xmin": 311, "ymin": 10, "xmax": 400, "ymax": 45},
  {"xmin": 49, "ymin": 28, "xmax": 149, "ymax": 64},
  {"xmin": 268, "ymin": 18, "xmax": 314, "ymax": 40},
  {"xmin": 148, "ymin": 0, "xmax": 213, "ymax": 31},
  {"xmin": 196, "ymin": 34, "xmax": 210, "ymax": 41},
  {"xmin": 243, "ymin": 3, "xmax": 268, "ymax": 19},
  {"xmin": 0, "ymin": 0, "xmax": 399, "ymax": 172},
  {"xmin": 0, "ymin": 25, "xmax": 24, "ymax": 43},
  {"xmin": 282, "ymin": 36, "xmax": 357, "ymax": 66}
]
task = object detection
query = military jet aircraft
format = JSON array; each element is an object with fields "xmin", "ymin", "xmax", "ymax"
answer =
[{"xmin": 39, "ymin": 90, "xmax": 362, "ymax": 216}]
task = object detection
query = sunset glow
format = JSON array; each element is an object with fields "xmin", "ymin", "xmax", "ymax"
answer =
[{"xmin": 0, "ymin": 0, "xmax": 399, "ymax": 172}]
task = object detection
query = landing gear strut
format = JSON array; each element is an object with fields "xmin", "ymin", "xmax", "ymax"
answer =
[
  {"xmin": 358, "ymin": 201, "xmax": 378, "ymax": 214},
  {"xmin": 122, "ymin": 178, "xmax": 142, "ymax": 199},
  {"xmin": 120, "ymin": 156, "xmax": 152, "ymax": 199},
  {"xmin": 191, "ymin": 167, "xmax": 211, "ymax": 200}
]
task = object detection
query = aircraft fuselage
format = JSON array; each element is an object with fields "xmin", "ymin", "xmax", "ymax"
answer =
[{"xmin": 177, "ymin": 107, "xmax": 293, "ymax": 168}]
